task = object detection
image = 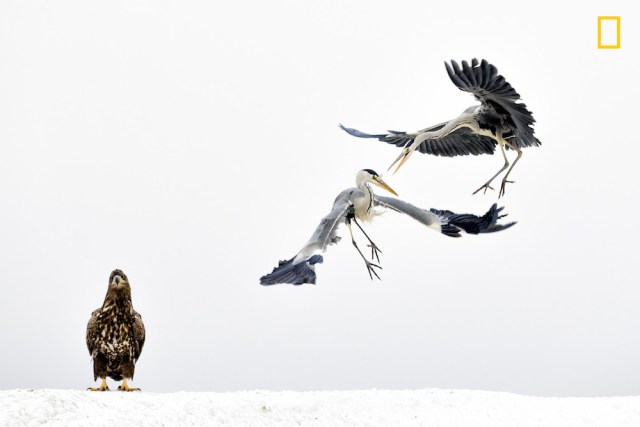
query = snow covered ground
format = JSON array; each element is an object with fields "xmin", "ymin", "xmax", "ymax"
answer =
[{"xmin": 2, "ymin": 388, "xmax": 640, "ymax": 427}]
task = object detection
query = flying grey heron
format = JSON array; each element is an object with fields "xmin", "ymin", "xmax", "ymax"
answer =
[
  {"xmin": 260, "ymin": 169, "xmax": 515, "ymax": 285},
  {"xmin": 340, "ymin": 59, "xmax": 541, "ymax": 197}
]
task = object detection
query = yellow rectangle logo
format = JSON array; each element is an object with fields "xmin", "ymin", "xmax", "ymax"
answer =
[{"xmin": 598, "ymin": 16, "xmax": 621, "ymax": 49}]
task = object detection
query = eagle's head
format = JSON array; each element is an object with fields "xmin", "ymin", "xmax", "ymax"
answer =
[{"xmin": 106, "ymin": 269, "xmax": 132, "ymax": 300}]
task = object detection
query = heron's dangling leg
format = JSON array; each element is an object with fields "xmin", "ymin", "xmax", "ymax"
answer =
[
  {"xmin": 347, "ymin": 217, "xmax": 381, "ymax": 280},
  {"xmin": 117, "ymin": 377, "xmax": 141, "ymax": 392},
  {"xmin": 88, "ymin": 377, "xmax": 109, "ymax": 391},
  {"xmin": 499, "ymin": 142, "xmax": 522, "ymax": 198},
  {"xmin": 473, "ymin": 142, "xmax": 510, "ymax": 195},
  {"xmin": 353, "ymin": 217, "xmax": 382, "ymax": 263}
]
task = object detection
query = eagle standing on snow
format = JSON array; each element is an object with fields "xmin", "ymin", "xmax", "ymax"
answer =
[{"xmin": 86, "ymin": 269, "xmax": 145, "ymax": 391}]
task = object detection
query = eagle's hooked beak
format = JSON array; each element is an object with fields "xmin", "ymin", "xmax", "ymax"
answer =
[
  {"xmin": 371, "ymin": 176, "xmax": 398, "ymax": 196},
  {"xmin": 112, "ymin": 275, "xmax": 122, "ymax": 286}
]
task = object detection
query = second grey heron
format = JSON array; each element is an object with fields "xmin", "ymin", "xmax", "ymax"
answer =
[
  {"xmin": 260, "ymin": 169, "xmax": 515, "ymax": 285},
  {"xmin": 340, "ymin": 59, "xmax": 541, "ymax": 197}
]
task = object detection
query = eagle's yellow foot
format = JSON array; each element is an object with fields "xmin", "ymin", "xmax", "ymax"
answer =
[
  {"xmin": 88, "ymin": 378, "xmax": 109, "ymax": 391},
  {"xmin": 117, "ymin": 385, "xmax": 141, "ymax": 392},
  {"xmin": 117, "ymin": 377, "xmax": 141, "ymax": 392}
]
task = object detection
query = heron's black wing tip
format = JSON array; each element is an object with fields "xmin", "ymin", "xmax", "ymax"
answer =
[
  {"xmin": 433, "ymin": 204, "xmax": 516, "ymax": 235},
  {"xmin": 260, "ymin": 255, "xmax": 323, "ymax": 286},
  {"xmin": 487, "ymin": 220, "xmax": 517, "ymax": 232}
]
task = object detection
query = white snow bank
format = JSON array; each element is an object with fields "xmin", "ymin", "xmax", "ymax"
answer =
[{"xmin": 1, "ymin": 388, "xmax": 640, "ymax": 427}]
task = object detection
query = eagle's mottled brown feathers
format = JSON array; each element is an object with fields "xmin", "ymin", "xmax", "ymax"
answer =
[{"xmin": 86, "ymin": 269, "xmax": 145, "ymax": 386}]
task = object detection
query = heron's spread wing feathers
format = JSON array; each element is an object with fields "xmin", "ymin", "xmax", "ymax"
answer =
[
  {"xmin": 259, "ymin": 254, "xmax": 324, "ymax": 286},
  {"xmin": 445, "ymin": 59, "xmax": 540, "ymax": 148},
  {"xmin": 414, "ymin": 127, "xmax": 496, "ymax": 156},
  {"xmin": 299, "ymin": 191, "xmax": 355, "ymax": 257},
  {"xmin": 339, "ymin": 123, "xmax": 496, "ymax": 157},
  {"xmin": 262, "ymin": 190, "xmax": 517, "ymax": 285},
  {"xmin": 375, "ymin": 196, "xmax": 516, "ymax": 237},
  {"xmin": 430, "ymin": 203, "xmax": 517, "ymax": 235},
  {"xmin": 374, "ymin": 196, "xmax": 444, "ymax": 231},
  {"xmin": 260, "ymin": 190, "xmax": 358, "ymax": 285}
]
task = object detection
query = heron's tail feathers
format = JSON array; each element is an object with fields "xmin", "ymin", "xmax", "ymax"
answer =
[
  {"xmin": 432, "ymin": 203, "xmax": 516, "ymax": 237},
  {"xmin": 260, "ymin": 254, "xmax": 323, "ymax": 286}
]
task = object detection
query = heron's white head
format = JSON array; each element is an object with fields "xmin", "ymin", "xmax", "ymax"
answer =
[{"xmin": 356, "ymin": 169, "xmax": 398, "ymax": 196}]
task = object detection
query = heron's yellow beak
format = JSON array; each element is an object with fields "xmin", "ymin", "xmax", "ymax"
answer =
[
  {"xmin": 372, "ymin": 177, "xmax": 398, "ymax": 196},
  {"xmin": 387, "ymin": 148, "xmax": 412, "ymax": 175}
]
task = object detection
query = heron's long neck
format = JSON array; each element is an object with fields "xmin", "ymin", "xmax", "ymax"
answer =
[
  {"xmin": 358, "ymin": 182, "xmax": 374, "ymax": 214},
  {"xmin": 413, "ymin": 111, "xmax": 479, "ymax": 149}
]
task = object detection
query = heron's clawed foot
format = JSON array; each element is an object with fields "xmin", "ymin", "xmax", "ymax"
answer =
[
  {"xmin": 499, "ymin": 180, "xmax": 515, "ymax": 198},
  {"xmin": 472, "ymin": 183, "xmax": 495, "ymax": 195},
  {"xmin": 118, "ymin": 385, "xmax": 141, "ymax": 392},
  {"xmin": 363, "ymin": 260, "xmax": 382, "ymax": 280},
  {"xmin": 367, "ymin": 242, "xmax": 382, "ymax": 263}
]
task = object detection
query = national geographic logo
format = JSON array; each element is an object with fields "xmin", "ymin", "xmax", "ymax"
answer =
[{"xmin": 597, "ymin": 16, "xmax": 620, "ymax": 49}]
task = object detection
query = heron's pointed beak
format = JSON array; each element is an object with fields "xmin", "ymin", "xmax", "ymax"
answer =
[
  {"xmin": 372, "ymin": 177, "xmax": 398, "ymax": 196},
  {"xmin": 387, "ymin": 148, "xmax": 412, "ymax": 175}
]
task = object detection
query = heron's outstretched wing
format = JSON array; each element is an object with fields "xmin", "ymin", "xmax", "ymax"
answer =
[
  {"xmin": 445, "ymin": 59, "xmax": 540, "ymax": 149},
  {"xmin": 375, "ymin": 196, "xmax": 516, "ymax": 237},
  {"xmin": 260, "ymin": 189, "xmax": 360, "ymax": 286},
  {"xmin": 339, "ymin": 122, "xmax": 496, "ymax": 157}
]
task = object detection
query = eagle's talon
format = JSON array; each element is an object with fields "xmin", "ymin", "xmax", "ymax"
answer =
[
  {"xmin": 117, "ymin": 385, "xmax": 141, "ymax": 392},
  {"xmin": 117, "ymin": 377, "xmax": 140, "ymax": 392},
  {"xmin": 88, "ymin": 378, "xmax": 109, "ymax": 391}
]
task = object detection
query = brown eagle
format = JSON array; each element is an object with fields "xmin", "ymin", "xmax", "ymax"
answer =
[{"xmin": 86, "ymin": 269, "xmax": 145, "ymax": 391}]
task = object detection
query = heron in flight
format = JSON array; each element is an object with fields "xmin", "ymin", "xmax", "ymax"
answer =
[
  {"xmin": 340, "ymin": 59, "xmax": 541, "ymax": 197},
  {"xmin": 260, "ymin": 169, "xmax": 515, "ymax": 285}
]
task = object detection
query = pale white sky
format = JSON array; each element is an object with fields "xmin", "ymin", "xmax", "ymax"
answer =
[{"xmin": 0, "ymin": 1, "xmax": 638, "ymax": 396}]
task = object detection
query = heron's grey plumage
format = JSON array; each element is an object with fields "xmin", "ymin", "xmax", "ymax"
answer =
[
  {"xmin": 374, "ymin": 196, "xmax": 516, "ymax": 237},
  {"xmin": 444, "ymin": 59, "xmax": 539, "ymax": 149},
  {"xmin": 260, "ymin": 189, "xmax": 357, "ymax": 286},
  {"xmin": 340, "ymin": 59, "xmax": 541, "ymax": 196},
  {"xmin": 296, "ymin": 189, "xmax": 357, "ymax": 260},
  {"xmin": 261, "ymin": 170, "xmax": 516, "ymax": 286},
  {"xmin": 339, "ymin": 122, "xmax": 496, "ymax": 157},
  {"xmin": 373, "ymin": 195, "xmax": 445, "ymax": 230}
]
